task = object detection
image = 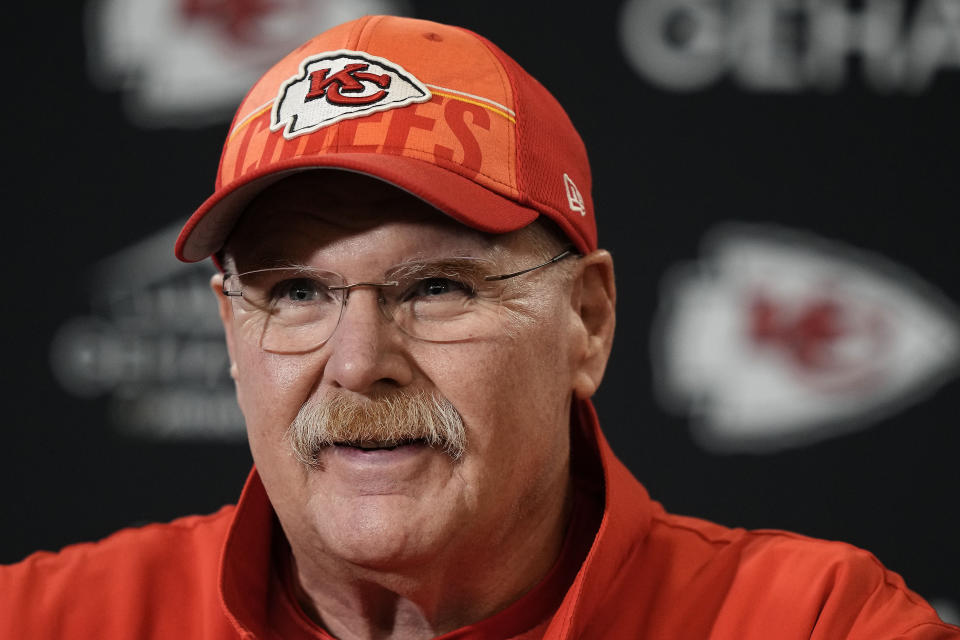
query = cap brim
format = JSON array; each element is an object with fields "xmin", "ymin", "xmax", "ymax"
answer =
[{"xmin": 175, "ymin": 154, "xmax": 541, "ymax": 263}]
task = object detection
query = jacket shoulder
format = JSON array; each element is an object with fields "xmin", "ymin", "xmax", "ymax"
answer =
[
  {"xmin": 0, "ymin": 507, "xmax": 239, "ymax": 639},
  {"xmin": 634, "ymin": 509, "xmax": 959, "ymax": 639}
]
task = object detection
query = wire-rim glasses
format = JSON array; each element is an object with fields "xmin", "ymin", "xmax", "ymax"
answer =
[{"xmin": 223, "ymin": 249, "xmax": 576, "ymax": 353}]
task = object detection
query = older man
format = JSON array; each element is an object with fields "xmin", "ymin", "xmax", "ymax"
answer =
[{"xmin": 3, "ymin": 14, "xmax": 957, "ymax": 640}]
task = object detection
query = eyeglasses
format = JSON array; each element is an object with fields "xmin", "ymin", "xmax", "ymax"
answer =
[{"xmin": 223, "ymin": 249, "xmax": 575, "ymax": 353}]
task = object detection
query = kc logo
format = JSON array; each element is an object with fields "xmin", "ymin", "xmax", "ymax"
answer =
[
  {"xmin": 306, "ymin": 63, "xmax": 392, "ymax": 106},
  {"xmin": 272, "ymin": 51, "xmax": 431, "ymax": 139}
]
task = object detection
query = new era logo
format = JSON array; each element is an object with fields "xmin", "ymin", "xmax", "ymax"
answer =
[
  {"xmin": 564, "ymin": 173, "xmax": 586, "ymax": 216},
  {"xmin": 272, "ymin": 50, "xmax": 432, "ymax": 139}
]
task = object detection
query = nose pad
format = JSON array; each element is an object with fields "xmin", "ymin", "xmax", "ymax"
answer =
[
  {"xmin": 374, "ymin": 288, "xmax": 400, "ymax": 327},
  {"xmin": 339, "ymin": 286, "xmax": 386, "ymax": 325},
  {"xmin": 334, "ymin": 281, "xmax": 401, "ymax": 339},
  {"xmin": 323, "ymin": 285, "xmax": 413, "ymax": 391}
]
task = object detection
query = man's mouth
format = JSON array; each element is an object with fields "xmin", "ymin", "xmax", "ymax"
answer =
[{"xmin": 333, "ymin": 438, "xmax": 428, "ymax": 452}]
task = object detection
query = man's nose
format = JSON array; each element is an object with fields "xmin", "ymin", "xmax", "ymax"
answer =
[{"xmin": 321, "ymin": 287, "xmax": 414, "ymax": 392}]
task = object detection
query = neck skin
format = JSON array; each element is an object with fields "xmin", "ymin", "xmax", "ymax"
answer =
[{"xmin": 284, "ymin": 474, "xmax": 573, "ymax": 640}]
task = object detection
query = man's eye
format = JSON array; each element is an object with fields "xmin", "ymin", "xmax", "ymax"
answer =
[
  {"xmin": 273, "ymin": 278, "xmax": 327, "ymax": 303},
  {"xmin": 408, "ymin": 277, "xmax": 472, "ymax": 298}
]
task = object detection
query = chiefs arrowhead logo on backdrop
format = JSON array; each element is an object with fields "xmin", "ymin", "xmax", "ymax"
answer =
[
  {"xmin": 653, "ymin": 223, "xmax": 960, "ymax": 453},
  {"xmin": 86, "ymin": 0, "xmax": 408, "ymax": 127},
  {"xmin": 272, "ymin": 51, "xmax": 431, "ymax": 139}
]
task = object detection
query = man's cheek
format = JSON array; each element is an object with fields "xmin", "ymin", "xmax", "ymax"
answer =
[
  {"xmin": 237, "ymin": 351, "xmax": 315, "ymax": 423},
  {"xmin": 264, "ymin": 352, "xmax": 307, "ymax": 391},
  {"xmin": 433, "ymin": 353, "xmax": 515, "ymax": 424}
]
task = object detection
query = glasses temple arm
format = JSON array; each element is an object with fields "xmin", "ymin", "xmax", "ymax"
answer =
[{"xmin": 483, "ymin": 249, "xmax": 575, "ymax": 282}]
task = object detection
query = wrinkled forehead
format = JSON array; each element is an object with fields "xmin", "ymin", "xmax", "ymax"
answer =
[{"xmin": 223, "ymin": 171, "xmax": 510, "ymax": 271}]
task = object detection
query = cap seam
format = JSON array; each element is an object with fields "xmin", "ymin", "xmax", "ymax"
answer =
[
  {"xmin": 467, "ymin": 32, "xmax": 523, "ymax": 207},
  {"xmin": 354, "ymin": 14, "xmax": 385, "ymax": 51},
  {"xmin": 338, "ymin": 17, "xmax": 378, "ymax": 154},
  {"xmin": 344, "ymin": 14, "xmax": 373, "ymax": 50},
  {"xmin": 216, "ymin": 67, "xmax": 271, "ymax": 191}
]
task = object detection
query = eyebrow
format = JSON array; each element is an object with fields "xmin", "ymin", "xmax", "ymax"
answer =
[
  {"xmin": 386, "ymin": 257, "xmax": 498, "ymax": 280},
  {"xmin": 243, "ymin": 254, "xmax": 498, "ymax": 274}
]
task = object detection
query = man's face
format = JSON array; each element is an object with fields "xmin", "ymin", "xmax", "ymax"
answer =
[{"xmin": 218, "ymin": 172, "xmax": 594, "ymax": 572}]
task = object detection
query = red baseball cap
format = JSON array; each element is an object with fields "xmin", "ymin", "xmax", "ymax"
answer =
[{"xmin": 175, "ymin": 15, "xmax": 596, "ymax": 263}]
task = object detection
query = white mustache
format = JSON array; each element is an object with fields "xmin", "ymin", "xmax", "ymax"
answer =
[{"xmin": 287, "ymin": 389, "xmax": 466, "ymax": 466}]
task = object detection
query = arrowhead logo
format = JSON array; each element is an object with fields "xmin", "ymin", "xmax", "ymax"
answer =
[
  {"xmin": 653, "ymin": 223, "xmax": 960, "ymax": 453},
  {"xmin": 271, "ymin": 50, "xmax": 432, "ymax": 139}
]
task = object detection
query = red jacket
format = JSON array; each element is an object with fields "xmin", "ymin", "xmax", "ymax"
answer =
[{"xmin": 3, "ymin": 401, "xmax": 957, "ymax": 639}]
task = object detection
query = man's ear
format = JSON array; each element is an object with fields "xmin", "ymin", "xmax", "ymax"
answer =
[
  {"xmin": 210, "ymin": 273, "xmax": 239, "ymax": 382},
  {"xmin": 570, "ymin": 250, "xmax": 616, "ymax": 399}
]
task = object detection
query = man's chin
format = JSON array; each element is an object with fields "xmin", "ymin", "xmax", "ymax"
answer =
[{"xmin": 310, "ymin": 495, "xmax": 457, "ymax": 572}]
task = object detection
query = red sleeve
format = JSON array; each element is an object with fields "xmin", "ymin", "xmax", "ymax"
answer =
[
  {"xmin": 806, "ymin": 545, "xmax": 958, "ymax": 640},
  {"xmin": 728, "ymin": 531, "xmax": 960, "ymax": 639},
  {"xmin": 635, "ymin": 517, "xmax": 960, "ymax": 639},
  {"xmin": 0, "ymin": 510, "xmax": 238, "ymax": 640}
]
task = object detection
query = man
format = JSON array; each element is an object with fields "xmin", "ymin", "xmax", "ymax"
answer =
[{"xmin": 2, "ymin": 14, "xmax": 957, "ymax": 640}]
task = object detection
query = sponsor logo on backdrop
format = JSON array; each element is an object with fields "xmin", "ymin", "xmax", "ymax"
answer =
[
  {"xmin": 273, "ymin": 52, "xmax": 431, "ymax": 138},
  {"xmin": 653, "ymin": 223, "xmax": 960, "ymax": 453},
  {"xmin": 619, "ymin": 0, "xmax": 960, "ymax": 93},
  {"xmin": 86, "ymin": 0, "xmax": 409, "ymax": 127},
  {"xmin": 50, "ymin": 224, "xmax": 243, "ymax": 440}
]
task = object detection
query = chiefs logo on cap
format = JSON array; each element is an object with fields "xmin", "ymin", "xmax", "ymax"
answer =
[{"xmin": 271, "ymin": 50, "xmax": 432, "ymax": 139}]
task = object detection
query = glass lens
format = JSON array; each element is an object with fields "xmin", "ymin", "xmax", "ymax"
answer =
[
  {"xmin": 231, "ymin": 267, "xmax": 345, "ymax": 352},
  {"xmin": 383, "ymin": 258, "xmax": 505, "ymax": 342}
]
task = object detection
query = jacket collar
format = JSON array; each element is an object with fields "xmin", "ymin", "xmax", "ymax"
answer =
[{"xmin": 549, "ymin": 399, "xmax": 654, "ymax": 637}]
